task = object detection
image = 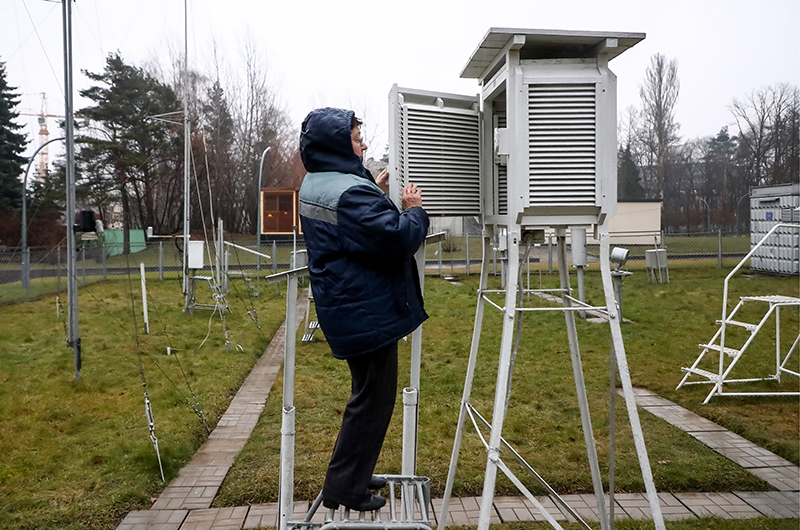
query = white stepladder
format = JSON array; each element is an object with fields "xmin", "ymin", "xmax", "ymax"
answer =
[
  {"xmin": 267, "ymin": 233, "xmax": 445, "ymax": 530},
  {"xmin": 301, "ymin": 287, "xmax": 320, "ymax": 343},
  {"xmin": 387, "ymin": 28, "xmax": 665, "ymax": 530},
  {"xmin": 677, "ymin": 222, "xmax": 800, "ymax": 403}
]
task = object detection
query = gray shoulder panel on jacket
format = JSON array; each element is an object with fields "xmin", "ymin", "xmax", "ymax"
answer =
[{"xmin": 299, "ymin": 172, "xmax": 382, "ymax": 225}]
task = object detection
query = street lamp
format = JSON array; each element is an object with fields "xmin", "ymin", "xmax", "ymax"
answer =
[
  {"xmin": 256, "ymin": 146, "xmax": 271, "ymax": 297},
  {"xmin": 734, "ymin": 192, "xmax": 750, "ymax": 236},
  {"xmin": 21, "ymin": 137, "xmax": 65, "ymax": 301},
  {"xmin": 699, "ymin": 196, "xmax": 711, "ymax": 231}
]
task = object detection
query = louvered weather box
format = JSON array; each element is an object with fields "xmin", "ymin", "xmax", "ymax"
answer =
[
  {"xmin": 389, "ymin": 28, "xmax": 644, "ymax": 227},
  {"xmin": 388, "ymin": 87, "xmax": 481, "ymax": 216}
]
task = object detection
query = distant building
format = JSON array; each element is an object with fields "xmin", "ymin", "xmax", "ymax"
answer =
[
  {"xmin": 260, "ymin": 187, "xmax": 301, "ymax": 241},
  {"xmin": 750, "ymin": 183, "xmax": 799, "ymax": 275}
]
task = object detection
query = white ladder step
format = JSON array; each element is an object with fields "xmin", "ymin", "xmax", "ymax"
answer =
[
  {"xmin": 699, "ymin": 343, "xmax": 740, "ymax": 357},
  {"xmin": 741, "ymin": 295, "xmax": 800, "ymax": 304},
  {"xmin": 681, "ymin": 367, "xmax": 719, "ymax": 381},
  {"xmin": 309, "ymin": 321, "xmax": 320, "ymax": 330},
  {"xmin": 716, "ymin": 319, "xmax": 757, "ymax": 332}
]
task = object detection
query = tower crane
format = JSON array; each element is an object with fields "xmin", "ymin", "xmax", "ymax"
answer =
[{"xmin": 19, "ymin": 92, "xmax": 64, "ymax": 180}]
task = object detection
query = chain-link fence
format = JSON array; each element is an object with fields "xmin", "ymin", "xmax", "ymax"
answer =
[
  {"xmin": 0, "ymin": 238, "xmax": 302, "ymax": 306},
  {"xmin": 425, "ymin": 230, "xmax": 763, "ymax": 277},
  {"xmin": 0, "ymin": 229, "xmax": 790, "ymax": 306}
]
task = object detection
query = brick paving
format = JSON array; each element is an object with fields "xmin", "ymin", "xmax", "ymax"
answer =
[
  {"xmin": 626, "ymin": 387, "xmax": 800, "ymax": 493},
  {"xmin": 116, "ymin": 299, "xmax": 799, "ymax": 529}
]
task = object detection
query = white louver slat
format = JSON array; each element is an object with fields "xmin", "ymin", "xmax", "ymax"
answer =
[
  {"xmin": 497, "ymin": 165, "xmax": 508, "ymax": 215},
  {"xmin": 403, "ymin": 104, "xmax": 480, "ymax": 216},
  {"xmin": 494, "ymin": 103, "xmax": 508, "ymax": 216},
  {"xmin": 528, "ymin": 84, "xmax": 597, "ymax": 207},
  {"xmin": 398, "ymin": 105, "xmax": 406, "ymax": 186}
]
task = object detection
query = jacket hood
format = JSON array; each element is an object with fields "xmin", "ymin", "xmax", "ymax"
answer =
[{"xmin": 299, "ymin": 107, "xmax": 372, "ymax": 181}]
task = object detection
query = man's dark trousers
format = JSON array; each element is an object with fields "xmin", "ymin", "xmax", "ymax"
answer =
[{"xmin": 323, "ymin": 341, "xmax": 398, "ymax": 506}]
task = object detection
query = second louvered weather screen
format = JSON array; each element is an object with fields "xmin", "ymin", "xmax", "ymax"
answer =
[
  {"xmin": 400, "ymin": 104, "xmax": 480, "ymax": 216},
  {"xmin": 528, "ymin": 84, "xmax": 597, "ymax": 207}
]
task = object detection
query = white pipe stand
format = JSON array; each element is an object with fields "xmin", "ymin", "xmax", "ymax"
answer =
[{"xmin": 438, "ymin": 223, "xmax": 665, "ymax": 530}]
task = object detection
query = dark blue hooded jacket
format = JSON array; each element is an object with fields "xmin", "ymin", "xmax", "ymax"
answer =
[{"xmin": 298, "ymin": 108, "xmax": 429, "ymax": 359}]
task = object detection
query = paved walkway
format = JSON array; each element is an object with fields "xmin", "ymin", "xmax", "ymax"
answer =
[{"xmin": 117, "ymin": 294, "xmax": 799, "ymax": 530}]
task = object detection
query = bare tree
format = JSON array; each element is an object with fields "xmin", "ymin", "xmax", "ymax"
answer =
[
  {"xmin": 639, "ymin": 54, "xmax": 681, "ymax": 199},
  {"xmin": 731, "ymin": 83, "xmax": 800, "ymax": 187}
]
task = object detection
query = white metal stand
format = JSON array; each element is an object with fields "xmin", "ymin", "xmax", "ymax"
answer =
[
  {"xmin": 438, "ymin": 224, "xmax": 665, "ymax": 530},
  {"xmin": 269, "ymin": 233, "xmax": 441, "ymax": 530}
]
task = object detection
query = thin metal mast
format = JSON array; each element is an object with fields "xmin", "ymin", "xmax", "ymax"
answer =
[
  {"xmin": 182, "ymin": 0, "xmax": 191, "ymax": 309},
  {"xmin": 62, "ymin": 0, "xmax": 80, "ymax": 381}
]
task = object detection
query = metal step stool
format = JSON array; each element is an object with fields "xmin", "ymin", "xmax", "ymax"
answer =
[
  {"xmin": 290, "ymin": 475, "xmax": 432, "ymax": 530},
  {"xmin": 302, "ymin": 321, "xmax": 320, "ymax": 343}
]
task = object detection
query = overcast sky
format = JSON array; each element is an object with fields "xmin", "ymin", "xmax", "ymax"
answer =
[{"xmin": 3, "ymin": 0, "xmax": 799, "ymax": 166}]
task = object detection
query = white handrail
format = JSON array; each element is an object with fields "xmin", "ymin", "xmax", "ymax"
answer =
[
  {"xmin": 719, "ymin": 223, "xmax": 799, "ymax": 389},
  {"xmin": 223, "ymin": 241, "xmax": 271, "ymax": 260}
]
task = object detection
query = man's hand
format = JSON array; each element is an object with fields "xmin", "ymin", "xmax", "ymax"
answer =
[
  {"xmin": 401, "ymin": 183, "xmax": 422, "ymax": 210},
  {"xmin": 376, "ymin": 169, "xmax": 389, "ymax": 193}
]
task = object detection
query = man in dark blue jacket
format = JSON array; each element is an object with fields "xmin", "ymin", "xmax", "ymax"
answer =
[{"xmin": 298, "ymin": 107, "xmax": 429, "ymax": 512}]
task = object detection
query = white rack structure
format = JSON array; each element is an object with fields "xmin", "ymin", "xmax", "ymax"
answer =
[
  {"xmin": 389, "ymin": 28, "xmax": 665, "ymax": 530},
  {"xmin": 678, "ymin": 222, "xmax": 800, "ymax": 403}
]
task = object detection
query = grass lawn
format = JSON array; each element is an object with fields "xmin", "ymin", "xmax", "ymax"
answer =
[
  {"xmin": 0, "ymin": 272, "xmax": 287, "ymax": 529},
  {"xmin": 0, "ymin": 265, "xmax": 797, "ymax": 529},
  {"xmin": 214, "ymin": 268, "xmax": 798, "ymax": 507}
]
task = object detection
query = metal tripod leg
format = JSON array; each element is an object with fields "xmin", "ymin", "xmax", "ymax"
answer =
[
  {"xmin": 556, "ymin": 232, "xmax": 609, "ymax": 530},
  {"xmin": 598, "ymin": 229, "xmax": 666, "ymax": 530},
  {"xmin": 439, "ymin": 234, "xmax": 492, "ymax": 530},
  {"xmin": 477, "ymin": 228, "xmax": 520, "ymax": 530}
]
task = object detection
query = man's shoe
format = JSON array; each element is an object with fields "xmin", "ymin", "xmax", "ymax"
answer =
[
  {"xmin": 323, "ymin": 494, "xmax": 386, "ymax": 512},
  {"xmin": 368, "ymin": 476, "xmax": 388, "ymax": 490},
  {"xmin": 350, "ymin": 494, "xmax": 386, "ymax": 511}
]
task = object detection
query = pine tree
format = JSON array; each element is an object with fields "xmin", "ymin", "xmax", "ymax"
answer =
[
  {"xmin": 618, "ymin": 143, "xmax": 645, "ymax": 201},
  {"xmin": 76, "ymin": 53, "xmax": 181, "ymax": 252},
  {"xmin": 0, "ymin": 60, "xmax": 28, "ymax": 209}
]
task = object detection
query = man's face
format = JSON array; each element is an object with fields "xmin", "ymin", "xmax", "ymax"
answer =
[{"xmin": 351, "ymin": 127, "xmax": 366, "ymax": 158}]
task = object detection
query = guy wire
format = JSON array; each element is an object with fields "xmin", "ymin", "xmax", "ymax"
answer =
[
  {"xmin": 227, "ymin": 244, "xmax": 267, "ymax": 340},
  {"xmin": 145, "ymin": 285, "xmax": 210, "ymax": 433}
]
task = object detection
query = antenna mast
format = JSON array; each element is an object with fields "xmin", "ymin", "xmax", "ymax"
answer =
[
  {"xmin": 182, "ymin": 0, "xmax": 191, "ymax": 310},
  {"xmin": 62, "ymin": 0, "xmax": 81, "ymax": 380}
]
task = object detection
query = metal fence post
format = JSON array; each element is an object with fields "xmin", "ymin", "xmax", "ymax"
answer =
[
  {"xmin": 718, "ymin": 229, "xmax": 723, "ymax": 268},
  {"xmin": 272, "ymin": 240, "xmax": 278, "ymax": 274},
  {"xmin": 438, "ymin": 241, "xmax": 443, "ymax": 277},
  {"xmin": 548, "ymin": 235, "xmax": 553, "ymax": 274},
  {"xmin": 57, "ymin": 245, "xmax": 61, "ymax": 294},
  {"xmin": 465, "ymin": 226, "xmax": 470, "ymax": 276},
  {"xmin": 158, "ymin": 241, "xmax": 164, "ymax": 280},
  {"xmin": 82, "ymin": 245, "xmax": 86, "ymax": 285},
  {"xmin": 23, "ymin": 247, "xmax": 30, "ymax": 301},
  {"xmin": 526, "ymin": 250, "xmax": 530, "ymax": 301},
  {"xmin": 102, "ymin": 242, "xmax": 107, "ymax": 281}
]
